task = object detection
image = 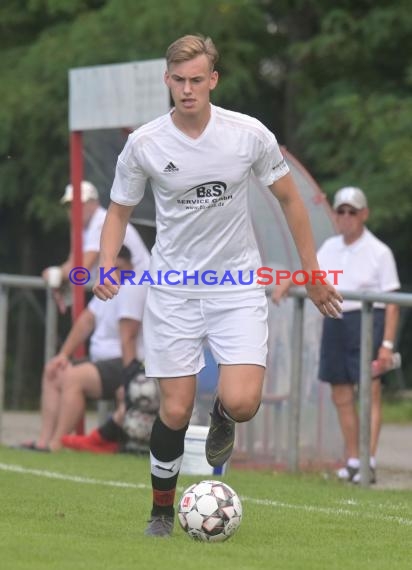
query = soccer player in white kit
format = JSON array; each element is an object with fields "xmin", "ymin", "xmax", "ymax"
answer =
[{"xmin": 93, "ymin": 35, "xmax": 342, "ymax": 537}]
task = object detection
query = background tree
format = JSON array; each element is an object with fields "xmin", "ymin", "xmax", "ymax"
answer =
[
  {"xmin": 0, "ymin": 0, "xmax": 273, "ymax": 406},
  {"xmin": 1, "ymin": 0, "xmax": 411, "ymax": 405}
]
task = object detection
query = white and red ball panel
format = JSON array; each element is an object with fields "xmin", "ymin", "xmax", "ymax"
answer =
[{"xmin": 177, "ymin": 479, "xmax": 242, "ymax": 542}]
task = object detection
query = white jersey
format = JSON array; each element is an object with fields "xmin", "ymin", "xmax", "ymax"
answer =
[
  {"xmin": 87, "ymin": 282, "xmax": 147, "ymax": 362},
  {"xmin": 317, "ymin": 228, "xmax": 400, "ymax": 312},
  {"xmin": 110, "ymin": 104, "xmax": 289, "ymax": 297},
  {"xmin": 83, "ymin": 206, "xmax": 150, "ymax": 280}
]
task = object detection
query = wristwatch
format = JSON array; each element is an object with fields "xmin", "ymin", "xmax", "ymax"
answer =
[{"xmin": 382, "ymin": 340, "xmax": 394, "ymax": 350}]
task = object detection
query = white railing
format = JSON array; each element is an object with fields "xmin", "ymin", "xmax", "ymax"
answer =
[
  {"xmin": 1, "ymin": 274, "xmax": 412, "ymax": 488},
  {"xmin": 286, "ymin": 288, "xmax": 412, "ymax": 487},
  {"xmin": 0, "ymin": 275, "xmax": 59, "ymax": 442}
]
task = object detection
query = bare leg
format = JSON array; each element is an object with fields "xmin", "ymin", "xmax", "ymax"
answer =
[
  {"xmin": 48, "ymin": 363, "xmax": 102, "ymax": 451},
  {"xmin": 370, "ymin": 379, "xmax": 382, "ymax": 457},
  {"xmin": 158, "ymin": 375, "xmax": 196, "ymax": 429},
  {"xmin": 205, "ymin": 364, "xmax": 265, "ymax": 468},
  {"xmin": 218, "ymin": 364, "xmax": 265, "ymax": 421},
  {"xmin": 36, "ymin": 363, "xmax": 72, "ymax": 447},
  {"xmin": 331, "ymin": 384, "xmax": 359, "ymax": 460},
  {"xmin": 112, "ymin": 387, "xmax": 126, "ymax": 426}
]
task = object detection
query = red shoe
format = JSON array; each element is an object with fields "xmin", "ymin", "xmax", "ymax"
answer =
[{"xmin": 61, "ymin": 429, "xmax": 120, "ymax": 454}]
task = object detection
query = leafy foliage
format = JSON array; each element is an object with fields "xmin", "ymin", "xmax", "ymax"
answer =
[
  {"xmin": 2, "ymin": 0, "xmax": 412, "ymax": 398},
  {"xmin": 1, "ymin": 0, "xmax": 411, "ymax": 237},
  {"xmin": 0, "ymin": 0, "xmax": 267, "ymax": 230},
  {"xmin": 288, "ymin": 2, "xmax": 412, "ymax": 229}
]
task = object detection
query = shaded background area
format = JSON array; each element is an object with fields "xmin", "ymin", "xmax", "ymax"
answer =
[
  {"xmin": 2, "ymin": 143, "xmax": 345, "ymax": 465},
  {"xmin": 1, "ymin": 1, "xmax": 411, "ymax": 438}
]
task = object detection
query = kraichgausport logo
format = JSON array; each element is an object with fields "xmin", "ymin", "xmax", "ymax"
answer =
[{"xmin": 68, "ymin": 266, "xmax": 343, "ymax": 287}]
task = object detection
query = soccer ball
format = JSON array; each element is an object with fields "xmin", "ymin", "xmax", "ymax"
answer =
[
  {"xmin": 123, "ymin": 409, "xmax": 155, "ymax": 443},
  {"xmin": 127, "ymin": 375, "xmax": 159, "ymax": 413},
  {"xmin": 178, "ymin": 480, "xmax": 242, "ymax": 542}
]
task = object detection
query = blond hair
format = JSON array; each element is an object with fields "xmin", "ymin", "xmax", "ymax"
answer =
[{"xmin": 166, "ymin": 35, "xmax": 219, "ymax": 70}]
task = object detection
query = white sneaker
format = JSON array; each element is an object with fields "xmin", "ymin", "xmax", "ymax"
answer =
[
  {"xmin": 352, "ymin": 467, "xmax": 377, "ymax": 485},
  {"xmin": 336, "ymin": 465, "xmax": 359, "ymax": 482}
]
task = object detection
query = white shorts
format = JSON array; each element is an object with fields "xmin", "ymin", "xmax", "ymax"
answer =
[{"xmin": 143, "ymin": 287, "xmax": 268, "ymax": 378}]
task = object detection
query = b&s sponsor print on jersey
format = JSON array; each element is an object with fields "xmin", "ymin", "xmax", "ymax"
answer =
[{"xmin": 177, "ymin": 181, "xmax": 232, "ymax": 210}]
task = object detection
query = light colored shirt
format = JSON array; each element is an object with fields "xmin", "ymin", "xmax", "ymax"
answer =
[
  {"xmin": 110, "ymin": 104, "xmax": 289, "ymax": 297},
  {"xmin": 317, "ymin": 228, "xmax": 400, "ymax": 311},
  {"xmin": 83, "ymin": 206, "xmax": 150, "ymax": 280},
  {"xmin": 87, "ymin": 282, "xmax": 147, "ymax": 362}
]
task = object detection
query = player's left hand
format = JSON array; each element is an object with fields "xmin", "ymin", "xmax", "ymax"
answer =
[{"xmin": 305, "ymin": 280, "xmax": 343, "ymax": 318}]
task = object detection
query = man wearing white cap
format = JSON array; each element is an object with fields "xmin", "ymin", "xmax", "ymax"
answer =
[
  {"xmin": 42, "ymin": 180, "xmax": 150, "ymax": 313},
  {"xmin": 19, "ymin": 246, "xmax": 149, "ymax": 452},
  {"xmin": 317, "ymin": 186, "xmax": 400, "ymax": 484}
]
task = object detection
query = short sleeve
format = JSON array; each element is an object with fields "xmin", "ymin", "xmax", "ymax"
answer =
[
  {"xmin": 251, "ymin": 129, "xmax": 289, "ymax": 186},
  {"xmin": 378, "ymin": 247, "xmax": 400, "ymax": 292},
  {"xmin": 110, "ymin": 133, "xmax": 148, "ymax": 206}
]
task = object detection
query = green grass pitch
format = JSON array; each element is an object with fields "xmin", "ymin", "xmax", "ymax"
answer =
[{"xmin": 1, "ymin": 446, "xmax": 411, "ymax": 570}]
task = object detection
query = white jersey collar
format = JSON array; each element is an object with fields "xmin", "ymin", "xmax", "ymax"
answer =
[{"xmin": 168, "ymin": 104, "xmax": 215, "ymax": 144}]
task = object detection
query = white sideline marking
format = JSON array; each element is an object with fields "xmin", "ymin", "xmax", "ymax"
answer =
[
  {"xmin": 0, "ymin": 462, "xmax": 147, "ymax": 489},
  {"xmin": 1, "ymin": 462, "xmax": 412, "ymax": 528},
  {"xmin": 241, "ymin": 496, "xmax": 412, "ymax": 527}
]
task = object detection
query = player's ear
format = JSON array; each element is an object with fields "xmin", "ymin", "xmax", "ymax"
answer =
[
  {"xmin": 209, "ymin": 70, "xmax": 218, "ymax": 91},
  {"xmin": 164, "ymin": 70, "xmax": 170, "ymax": 88}
]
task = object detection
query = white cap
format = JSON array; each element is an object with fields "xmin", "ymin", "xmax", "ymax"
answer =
[
  {"xmin": 60, "ymin": 180, "xmax": 99, "ymax": 204},
  {"xmin": 333, "ymin": 186, "xmax": 367, "ymax": 210}
]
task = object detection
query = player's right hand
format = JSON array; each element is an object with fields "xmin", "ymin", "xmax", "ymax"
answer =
[{"xmin": 92, "ymin": 265, "xmax": 120, "ymax": 301}]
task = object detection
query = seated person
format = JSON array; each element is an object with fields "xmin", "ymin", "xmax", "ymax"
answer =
[
  {"xmin": 61, "ymin": 346, "xmax": 218, "ymax": 454},
  {"xmin": 62, "ymin": 364, "xmax": 160, "ymax": 454},
  {"xmin": 42, "ymin": 180, "xmax": 150, "ymax": 313},
  {"xmin": 20, "ymin": 245, "xmax": 147, "ymax": 451}
]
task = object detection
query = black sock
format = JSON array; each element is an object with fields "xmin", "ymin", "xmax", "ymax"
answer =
[
  {"xmin": 150, "ymin": 415, "xmax": 188, "ymax": 517},
  {"xmin": 98, "ymin": 417, "xmax": 127, "ymax": 443}
]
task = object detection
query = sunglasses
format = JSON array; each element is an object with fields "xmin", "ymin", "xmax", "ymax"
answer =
[{"xmin": 336, "ymin": 207, "xmax": 358, "ymax": 216}]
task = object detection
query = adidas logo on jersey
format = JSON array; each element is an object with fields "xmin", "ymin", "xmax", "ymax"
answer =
[{"xmin": 163, "ymin": 161, "xmax": 179, "ymax": 173}]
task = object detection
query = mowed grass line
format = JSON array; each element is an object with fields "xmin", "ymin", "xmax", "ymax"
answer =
[{"xmin": 1, "ymin": 446, "xmax": 412, "ymax": 570}]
